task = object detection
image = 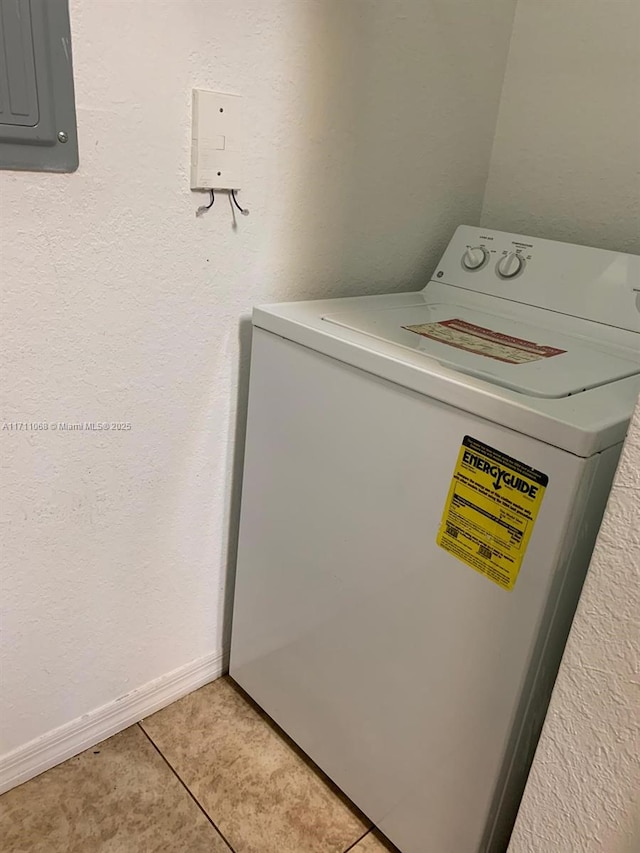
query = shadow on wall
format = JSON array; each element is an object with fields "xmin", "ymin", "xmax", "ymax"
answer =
[
  {"xmin": 621, "ymin": 807, "xmax": 640, "ymax": 853},
  {"xmin": 222, "ymin": 316, "xmax": 253, "ymax": 660},
  {"xmin": 270, "ymin": 0, "xmax": 517, "ymax": 301},
  {"xmin": 222, "ymin": 0, "xmax": 518, "ymax": 641},
  {"xmin": 480, "ymin": 0, "xmax": 640, "ymax": 254}
]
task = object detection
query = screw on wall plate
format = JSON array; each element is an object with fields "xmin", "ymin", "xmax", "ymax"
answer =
[{"xmin": 57, "ymin": 131, "xmax": 69, "ymax": 143}]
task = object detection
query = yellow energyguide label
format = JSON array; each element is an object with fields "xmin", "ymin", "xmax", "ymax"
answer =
[{"xmin": 437, "ymin": 436, "xmax": 548, "ymax": 591}]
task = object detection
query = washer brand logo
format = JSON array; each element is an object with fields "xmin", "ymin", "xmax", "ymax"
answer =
[{"xmin": 462, "ymin": 451, "xmax": 539, "ymax": 498}]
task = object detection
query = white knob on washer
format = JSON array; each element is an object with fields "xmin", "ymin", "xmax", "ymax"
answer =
[
  {"xmin": 497, "ymin": 252, "xmax": 524, "ymax": 278},
  {"xmin": 462, "ymin": 247, "xmax": 487, "ymax": 270}
]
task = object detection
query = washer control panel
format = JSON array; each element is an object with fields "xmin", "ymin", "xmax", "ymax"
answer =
[
  {"xmin": 432, "ymin": 225, "xmax": 640, "ymax": 333},
  {"xmin": 459, "ymin": 236, "xmax": 531, "ymax": 281}
]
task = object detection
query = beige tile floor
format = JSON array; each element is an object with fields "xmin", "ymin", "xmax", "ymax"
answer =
[{"xmin": 0, "ymin": 677, "xmax": 399, "ymax": 853}]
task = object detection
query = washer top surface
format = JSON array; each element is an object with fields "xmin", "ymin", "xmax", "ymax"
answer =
[
  {"xmin": 323, "ymin": 301, "xmax": 640, "ymax": 399},
  {"xmin": 253, "ymin": 226, "xmax": 640, "ymax": 456}
]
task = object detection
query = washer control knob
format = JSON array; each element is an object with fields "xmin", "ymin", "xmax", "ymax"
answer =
[
  {"xmin": 462, "ymin": 247, "xmax": 488, "ymax": 270},
  {"xmin": 497, "ymin": 252, "xmax": 524, "ymax": 278}
]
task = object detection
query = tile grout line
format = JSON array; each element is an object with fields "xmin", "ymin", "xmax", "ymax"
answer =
[
  {"xmin": 342, "ymin": 828, "xmax": 373, "ymax": 852},
  {"xmin": 137, "ymin": 723, "xmax": 238, "ymax": 853}
]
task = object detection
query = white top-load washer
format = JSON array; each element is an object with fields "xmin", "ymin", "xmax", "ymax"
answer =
[{"xmin": 230, "ymin": 226, "xmax": 640, "ymax": 853}]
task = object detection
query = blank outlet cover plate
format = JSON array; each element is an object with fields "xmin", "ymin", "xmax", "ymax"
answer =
[{"xmin": 191, "ymin": 89, "xmax": 243, "ymax": 190}]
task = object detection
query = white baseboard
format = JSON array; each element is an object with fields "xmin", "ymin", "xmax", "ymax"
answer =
[{"xmin": 0, "ymin": 649, "xmax": 226, "ymax": 795}]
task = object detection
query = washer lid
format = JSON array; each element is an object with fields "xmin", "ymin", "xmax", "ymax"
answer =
[{"xmin": 322, "ymin": 303, "xmax": 640, "ymax": 399}]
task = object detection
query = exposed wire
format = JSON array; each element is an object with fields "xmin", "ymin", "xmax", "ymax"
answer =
[
  {"xmin": 196, "ymin": 189, "xmax": 215, "ymax": 216},
  {"xmin": 231, "ymin": 189, "xmax": 250, "ymax": 216}
]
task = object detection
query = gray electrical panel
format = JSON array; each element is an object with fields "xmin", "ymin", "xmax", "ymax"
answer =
[{"xmin": 0, "ymin": 0, "xmax": 78, "ymax": 172}]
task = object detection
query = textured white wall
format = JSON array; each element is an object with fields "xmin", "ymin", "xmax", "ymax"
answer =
[
  {"xmin": 509, "ymin": 398, "xmax": 640, "ymax": 853},
  {"xmin": 491, "ymin": 2, "xmax": 640, "ymax": 850},
  {"xmin": 482, "ymin": 0, "xmax": 640, "ymax": 255},
  {"xmin": 0, "ymin": 0, "xmax": 517, "ymax": 760}
]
